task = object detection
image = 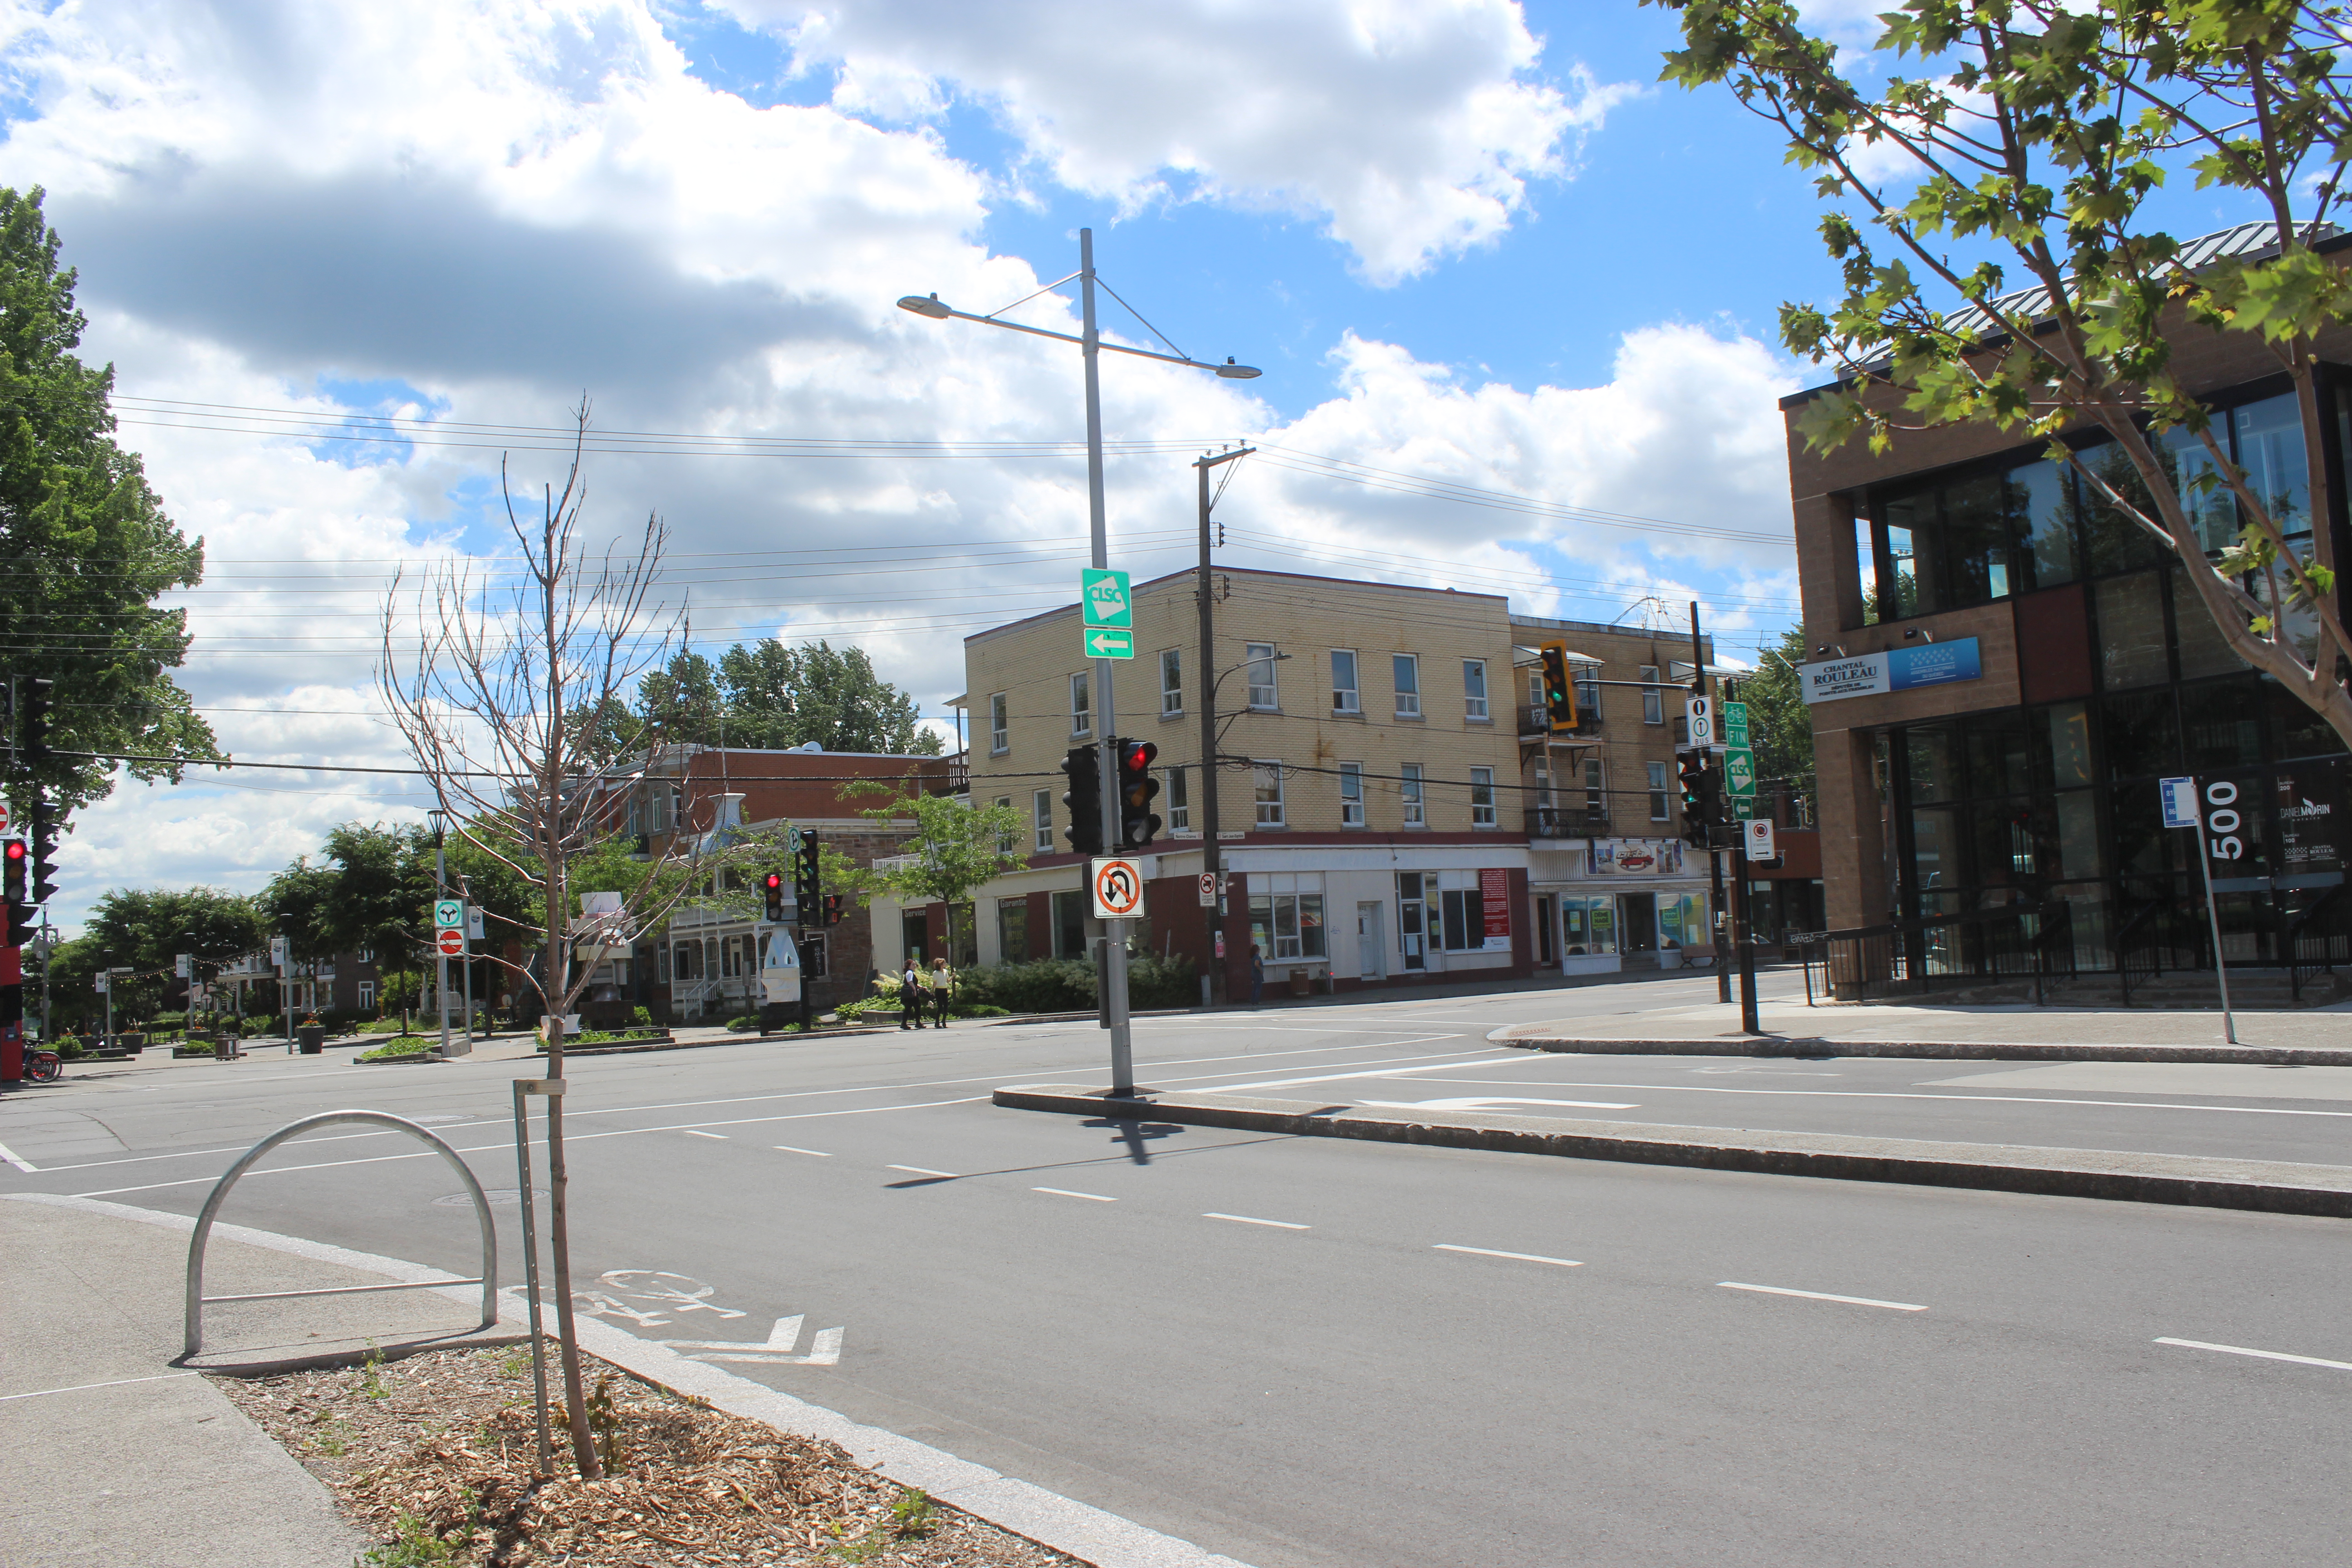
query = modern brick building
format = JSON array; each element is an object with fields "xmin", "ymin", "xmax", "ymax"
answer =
[{"xmin": 1785, "ymin": 222, "xmax": 2352, "ymax": 974}]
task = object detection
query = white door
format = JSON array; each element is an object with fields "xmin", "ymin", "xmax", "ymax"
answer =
[{"xmin": 1356, "ymin": 902, "xmax": 1387, "ymax": 981}]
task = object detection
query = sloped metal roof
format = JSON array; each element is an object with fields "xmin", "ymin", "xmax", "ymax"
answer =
[{"xmin": 1943, "ymin": 220, "xmax": 2340, "ymax": 339}]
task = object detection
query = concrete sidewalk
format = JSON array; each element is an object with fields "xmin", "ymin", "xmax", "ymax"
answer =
[
  {"xmin": 1498, "ymin": 993, "xmax": 2352, "ymax": 1064},
  {"xmin": 0, "ymin": 1195, "xmax": 515, "ymax": 1568}
]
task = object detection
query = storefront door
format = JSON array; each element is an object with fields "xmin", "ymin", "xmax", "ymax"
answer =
[{"xmin": 1356, "ymin": 902, "xmax": 1387, "ymax": 981}]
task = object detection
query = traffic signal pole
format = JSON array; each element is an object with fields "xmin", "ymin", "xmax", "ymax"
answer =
[
  {"xmin": 1078, "ymin": 229, "xmax": 1137, "ymax": 1097},
  {"xmin": 1692, "ymin": 603, "xmax": 1731, "ymax": 1004}
]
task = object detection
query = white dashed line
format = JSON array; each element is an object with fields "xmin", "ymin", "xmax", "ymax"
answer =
[
  {"xmin": 1719, "ymin": 1281, "xmax": 1926, "ymax": 1312},
  {"xmin": 2156, "ymin": 1337, "xmax": 2352, "ymax": 1371},
  {"xmin": 887, "ymin": 1165, "xmax": 959, "ymax": 1178},
  {"xmin": 685, "ymin": 1130, "xmax": 729, "ymax": 1140},
  {"xmin": 1033, "ymin": 1187, "xmax": 1116, "ymax": 1202},
  {"xmin": 1434, "ymin": 1245, "xmax": 1583, "ymax": 1268},
  {"xmin": 1203, "ymin": 1212, "xmax": 1309, "ymax": 1230},
  {"xmin": 773, "ymin": 1146, "xmax": 833, "ymax": 1157}
]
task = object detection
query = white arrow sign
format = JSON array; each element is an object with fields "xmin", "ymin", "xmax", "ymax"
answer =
[
  {"xmin": 657, "ymin": 1315, "xmax": 843, "ymax": 1366},
  {"xmin": 432, "ymin": 898, "xmax": 465, "ymax": 930}
]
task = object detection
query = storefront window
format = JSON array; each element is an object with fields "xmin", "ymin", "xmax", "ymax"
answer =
[
  {"xmin": 1250, "ymin": 873, "xmax": 1326, "ymax": 961},
  {"xmin": 2180, "ymin": 677, "xmax": 2264, "ymax": 771},
  {"xmin": 1559, "ymin": 895, "xmax": 1617, "ymax": 955},
  {"xmin": 1965, "ymin": 711, "xmax": 2032, "ymax": 799},
  {"xmin": 1906, "ymin": 728, "xmax": 1960, "ymax": 803},
  {"xmin": 2096, "ymin": 572, "xmax": 2170, "ymax": 689},
  {"xmin": 2036, "ymin": 701, "xmax": 2095, "ymax": 789},
  {"xmin": 2102, "ymin": 689, "xmax": 2180, "ymax": 780}
]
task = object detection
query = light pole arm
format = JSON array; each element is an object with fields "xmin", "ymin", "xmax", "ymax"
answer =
[{"xmin": 898, "ymin": 298, "xmax": 1259, "ymax": 377}]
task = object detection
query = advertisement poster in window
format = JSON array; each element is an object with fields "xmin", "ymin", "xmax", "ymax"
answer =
[
  {"xmin": 1478, "ymin": 868, "xmax": 1512, "ymax": 950},
  {"xmin": 1588, "ymin": 838, "xmax": 1686, "ymax": 876},
  {"xmin": 2274, "ymin": 760, "xmax": 2343, "ymax": 880}
]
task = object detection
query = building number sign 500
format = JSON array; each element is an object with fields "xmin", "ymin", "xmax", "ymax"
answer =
[{"xmin": 2204, "ymin": 779, "xmax": 2246, "ymax": 861}]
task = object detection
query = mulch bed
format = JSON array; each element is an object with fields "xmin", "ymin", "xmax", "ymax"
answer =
[{"xmin": 211, "ymin": 1345, "xmax": 1087, "ymax": 1567}]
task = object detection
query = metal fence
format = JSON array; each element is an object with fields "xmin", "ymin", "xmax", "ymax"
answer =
[{"xmin": 1797, "ymin": 902, "xmax": 2074, "ymax": 1005}]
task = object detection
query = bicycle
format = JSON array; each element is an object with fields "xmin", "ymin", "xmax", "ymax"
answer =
[{"xmin": 23, "ymin": 1049, "xmax": 61, "ymax": 1083}]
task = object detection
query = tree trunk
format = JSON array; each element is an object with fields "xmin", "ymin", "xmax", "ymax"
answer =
[{"xmin": 544, "ymin": 1013, "xmax": 598, "ymax": 1479}]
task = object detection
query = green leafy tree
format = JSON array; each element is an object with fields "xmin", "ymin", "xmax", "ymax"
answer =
[
  {"xmin": 837, "ymin": 777, "xmax": 1028, "ymax": 910},
  {"xmin": 636, "ymin": 650, "xmax": 725, "ymax": 749},
  {"xmin": 1652, "ymin": 0, "xmax": 2352, "ymax": 745},
  {"xmin": 725, "ymin": 639, "xmax": 941, "ymax": 755},
  {"xmin": 261, "ymin": 857, "xmax": 340, "ymax": 965},
  {"xmin": 1735, "ymin": 625, "xmax": 1817, "ymax": 800},
  {"xmin": 309, "ymin": 823, "xmax": 437, "ymax": 1016},
  {"xmin": 0, "ymin": 187, "xmax": 218, "ymax": 818},
  {"xmin": 83, "ymin": 886, "xmax": 264, "ymax": 1021}
]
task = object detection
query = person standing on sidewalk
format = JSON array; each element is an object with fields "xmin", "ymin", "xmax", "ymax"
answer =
[
  {"xmin": 1249, "ymin": 943, "xmax": 1264, "ymax": 1007},
  {"xmin": 899, "ymin": 958, "xmax": 928, "ymax": 1029},
  {"xmin": 929, "ymin": 956, "xmax": 954, "ymax": 1029}
]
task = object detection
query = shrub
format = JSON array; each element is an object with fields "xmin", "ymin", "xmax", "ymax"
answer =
[
  {"xmin": 725, "ymin": 1014, "xmax": 758, "ymax": 1031},
  {"xmin": 630, "ymin": 1005, "xmax": 653, "ymax": 1026},
  {"xmin": 147, "ymin": 1010, "xmax": 186, "ymax": 1031},
  {"xmin": 54, "ymin": 1038, "xmax": 83, "ymax": 1059},
  {"xmin": 357, "ymin": 1038, "xmax": 434, "ymax": 1063},
  {"xmin": 1126, "ymin": 951, "xmax": 1199, "ymax": 1009}
]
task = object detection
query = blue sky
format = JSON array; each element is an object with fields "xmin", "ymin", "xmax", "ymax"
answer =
[{"xmin": 0, "ymin": 0, "xmax": 2294, "ymax": 928}]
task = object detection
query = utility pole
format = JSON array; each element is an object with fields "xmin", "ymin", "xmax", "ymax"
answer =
[
  {"xmin": 1195, "ymin": 445, "xmax": 1251, "ymax": 1006},
  {"xmin": 1078, "ymin": 229, "xmax": 1137, "ymax": 1096},
  {"xmin": 1691, "ymin": 602, "xmax": 1731, "ymax": 1004}
]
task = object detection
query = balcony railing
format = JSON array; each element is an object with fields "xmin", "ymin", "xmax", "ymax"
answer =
[
  {"xmin": 1517, "ymin": 703, "xmax": 1601, "ymax": 739},
  {"xmin": 1525, "ymin": 806, "xmax": 1610, "ymax": 839}
]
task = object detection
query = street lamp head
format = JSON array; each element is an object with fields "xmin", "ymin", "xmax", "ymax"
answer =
[
  {"xmin": 1214, "ymin": 357, "xmax": 1261, "ymax": 379},
  {"xmin": 897, "ymin": 293, "xmax": 953, "ymax": 320}
]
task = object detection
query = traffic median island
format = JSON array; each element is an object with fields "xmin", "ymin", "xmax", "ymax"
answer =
[
  {"xmin": 992, "ymin": 1083, "xmax": 2352, "ymax": 1219},
  {"xmin": 1491, "ymin": 1029, "xmax": 2352, "ymax": 1067}
]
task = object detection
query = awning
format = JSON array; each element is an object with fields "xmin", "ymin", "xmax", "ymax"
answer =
[{"xmin": 1510, "ymin": 644, "xmax": 1604, "ymax": 667}]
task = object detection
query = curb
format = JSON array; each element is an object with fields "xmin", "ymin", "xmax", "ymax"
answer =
[
  {"xmin": 991, "ymin": 1085, "xmax": 2352, "ymax": 1219},
  {"xmin": 5, "ymin": 1193, "xmax": 1256, "ymax": 1568},
  {"xmin": 544, "ymin": 1026, "xmax": 895, "ymax": 1057},
  {"xmin": 1494, "ymin": 1034, "xmax": 2352, "ymax": 1066}
]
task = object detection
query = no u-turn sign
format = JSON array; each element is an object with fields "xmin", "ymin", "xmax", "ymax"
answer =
[{"xmin": 1090, "ymin": 857, "xmax": 1144, "ymax": 919}]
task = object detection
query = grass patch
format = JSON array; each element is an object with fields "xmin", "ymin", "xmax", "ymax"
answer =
[{"xmin": 356, "ymin": 1038, "xmax": 435, "ymax": 1063}]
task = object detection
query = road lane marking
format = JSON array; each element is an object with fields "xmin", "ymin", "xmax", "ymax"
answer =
[
  {"xmin": 773, "ymin": 1146, "xmax": 832, "ymax": 1157},
  {"xmin": 887, "ymin": 1165, "xmax": 958, "ymax": 1178},
  {"xmin": 1719, "ymin": 1282, "xmax": 1926, "ymax": 1312},
  {"xmin": 1033, "ymin": 1187, "xmax": 1117, "ymax": 1202},
  {"xmin": 1188, "ymin": 1053, "xmax": 1523, "ymax": 1095},
  {"xmin": 685, "ymin": 1130, "xmax": 728, "ymax": 1140},
  {"xmin": 0, "ymin": 1142, "xmax": 37, "ymax": 1172},
  {"xmin": 2156, "ymin": 1337, "xmax": 2352, "ymax": 1371},
  {"xmin": 1204, "ymin": 1212, "xmax": 1309, "ymax": 1230},
  {"xmin": 1435, "ymin": 1245, "xmax": 1583, "ymax": 1268}
]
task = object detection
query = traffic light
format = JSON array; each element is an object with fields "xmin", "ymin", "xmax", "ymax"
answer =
[
  {"xmin": 1676, "ymin": 750, "xmax": 1717, "ymax": 848},
  {"xmin": 763, "ymin": 870, "xmax": 785, "ymax": 923},
  {"xmin": 2, "ymin": 839, "xmax": 22, "ymax": 904},
  {"xmin": 20, "ymin": 678, "xmax": 52, "ymax": 767},
  {"xmin": 1061, "ymin": 745, "xmax": 1103, "ymax": 856},
  {"xmin": 1538, "ymin": 642, "xmax": 1578, "ymax": 732},
  {"xmin": 1116, "ymin": 738, "xmax": 1161, "ymax": 849},
  {"xmin": 28, "ymin": 793, "xmax": 58, "ymax": 905},
  {"xmin": 792, "ymin": 828, "xmax": 820, "ymax": 921},
  {"xmin": 822, "ymin": 892, "xmax": 845, "ymax": 926}
]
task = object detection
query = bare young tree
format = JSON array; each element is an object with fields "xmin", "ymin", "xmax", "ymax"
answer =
[{"xmin": 379, "ymin": 406, "xmax": 731, "ymax": 1478}]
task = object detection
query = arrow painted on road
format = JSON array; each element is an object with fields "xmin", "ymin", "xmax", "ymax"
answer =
[{"xmin": 657, "ymin": 1315, "xmax": 843, "ymax": 1366}]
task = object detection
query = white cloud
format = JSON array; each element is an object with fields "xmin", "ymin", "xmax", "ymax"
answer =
[
  {"xmin": 751, "ymin": 0, "xmax": 1633, "ymax": 284},
  {"xmin": 0, "ymin": 2, "xmax": 1794, "ymax": 933}
]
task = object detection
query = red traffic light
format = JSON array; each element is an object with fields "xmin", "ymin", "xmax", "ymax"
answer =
[
  {"xmin": 2, "ymin": 842, "xmax": 21, "ymax": 862},
  {"xmin": 1119, "ymin": 740, "xmax": 1156, "ymax": 775},
  {"xmin": 764, "ymin": 872, "xmax": 782, "ymax": 891}
]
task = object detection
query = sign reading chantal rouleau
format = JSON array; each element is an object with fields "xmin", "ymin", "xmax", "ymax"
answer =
[{"xmin": 1800, "ymin": 638, "xmax": 1983, "ymax": 705}]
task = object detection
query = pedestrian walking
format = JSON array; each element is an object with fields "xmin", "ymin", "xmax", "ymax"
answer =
[
  {"xmin": 1249, "ymin": 943, "xmax": 1264, "ymax": 1006},
  {"xmin": 929, "ymin": 957, "xmax": 954, "ymax": 1029},
  {"xmin": 900, "ymin": 957, "xmax": 928, "ymax": 1029}
]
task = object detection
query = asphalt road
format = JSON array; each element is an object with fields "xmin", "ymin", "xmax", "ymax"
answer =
[{"xmin": 7, "ymin": 979, "xmax": 2352, "ymax": 1566}]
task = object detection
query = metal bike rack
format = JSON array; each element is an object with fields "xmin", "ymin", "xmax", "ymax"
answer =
[{"xmin": 184, "ymin": 1110, "xmax": 498, "ymax": 1358}]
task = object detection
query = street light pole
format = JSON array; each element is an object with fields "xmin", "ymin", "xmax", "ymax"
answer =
[{"xmin": 898, "ymin": 232, "xmax": 1259, "ymax": 1098}]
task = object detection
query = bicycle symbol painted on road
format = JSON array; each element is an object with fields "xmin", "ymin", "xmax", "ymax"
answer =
[{"xmin": 568, "ymin": 1269, "xmax": 844, "ymax": 1365}]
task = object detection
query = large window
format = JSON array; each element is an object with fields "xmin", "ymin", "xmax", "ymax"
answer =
[
  {"xmin": 1246, "ymin": 642, "xmax": 1278, "ymax": 710},
  {"xmin": 1647, "ymin": 760, "xmax": 1669, "ymax": 820},
  {"xmin": 1439, "ymin": 885, "xmax": 1485, "ymax": 951},
  {"xmin": 997, "ymin": 897, "xmax": 1029, "ymax": 964},
  {"xmin": 1401, "ymin": 763, "xmax": 1425, "ymax": 826},
  {"xmin": 989, "ymin": 692, "xmax": 1009, "ymax": 754},
  {"xmin": 1339, "ymin": 762, "xmax": 1365, "ymax": 827},
  {"xmin": 1331, "ymin": 649, "xmax": 1359, "ymax": 713},
  {"xmin": 1033, "ymin": 789, "xmax": 1054, "ymax": 853},
  {"xmin": 671, "ymin": 940, "xmax": 704, "ymax": 980},
  {"xmin": 1469, "ymin": 765, "xmax": 1496, "ymax": 827},
  {"xmin": 1394, "ymin": 654, "xmax": 1421, "ymax": 717},
  {"xmin": 1167, "ymin": 764, "xmax": 1190, "ymax": 833},
  {"xmin": 1575, "ymin": 665, "xmax": 1601, "ymax": 720},
  {"xmin": 1463, "ymin": 659, "xmax": 1489, "ymax": 720},
  {"xmin": 1254, "ymin": 760, "xmax": 1285, "ymax": 828},
  {"xmin": 1584, "ymin": 758, "xmax": 1606, "ymax": 817},
  {"xmin": 1070, "ymin": 671, "xmax": 1091, "ymax": 736},
  {"xmin": 1248, "ymin": 873, "xmax": 1327, "ymax": 961},
  {"xmin": 1640, "ymin": 666, "xmax": 1663, "ymax": 725},
  {"xmin": 1160, "ymin": 649, "xmax": 1183, "ymax": 715},
  {"xmin": 993, "ymin": 795, "xmax": 1014, "ymax": 853}
]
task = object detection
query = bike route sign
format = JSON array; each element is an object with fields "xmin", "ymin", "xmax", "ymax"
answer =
[
  {"xmin": 1724, "ymin": 746, "xmax": 1757, "ymax": 798},
  {"xmin": 1720, "ymin": 700, "xmax": 1749, "ymax": 749}
]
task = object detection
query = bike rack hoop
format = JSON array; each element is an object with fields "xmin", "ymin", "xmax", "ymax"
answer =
[{"xmin": 184, "ymin": 1109, "xmax": 498, "ymax": 1358}]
